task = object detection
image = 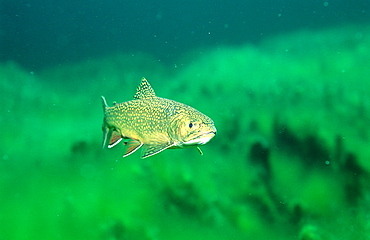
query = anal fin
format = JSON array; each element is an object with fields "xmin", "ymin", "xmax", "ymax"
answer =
[{"xmin": 108, "ymin": 130, "xmax": 123, "ymax": 148}]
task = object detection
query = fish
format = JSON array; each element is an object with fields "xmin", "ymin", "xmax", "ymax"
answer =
[{"xmin": 101, "ymin": 78, "xmax": 216, "ymax": 158}]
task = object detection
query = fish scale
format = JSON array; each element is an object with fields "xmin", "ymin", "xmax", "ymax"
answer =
[{"xmin": 101, "ymin": 78, "xmax": 216, "ymax": 158}]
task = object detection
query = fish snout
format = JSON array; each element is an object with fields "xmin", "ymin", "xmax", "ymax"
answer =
[
  {"xmin": 199, "ymin": 131, "xmax": 216, "ymax": 145},
  {"xmin": 210, "ymin": 125, "xmax": 217, "ymax": 135}
]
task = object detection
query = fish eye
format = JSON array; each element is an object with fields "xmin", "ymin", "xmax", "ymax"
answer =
[{"xmin": 189, "ymin": 122, "xmax": 193, "ymax": 128}]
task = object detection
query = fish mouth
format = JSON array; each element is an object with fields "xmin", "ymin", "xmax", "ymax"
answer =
[{"xmin": 184, "ymin": 131, "xmax": 216, "ymax": 146}]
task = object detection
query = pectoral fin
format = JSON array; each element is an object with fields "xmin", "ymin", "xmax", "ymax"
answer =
[
  {"xmin": 196, "ymin": 147, "xmax": 203, "ymax": 155},
  {"xmin": 141, "ymin": 143, "xmax": 175, "ymax": 159}
]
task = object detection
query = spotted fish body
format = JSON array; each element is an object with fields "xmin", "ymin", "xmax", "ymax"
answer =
[{"xmin": 101, "ymin": 78, "xmax": 216, "ymax": 158}]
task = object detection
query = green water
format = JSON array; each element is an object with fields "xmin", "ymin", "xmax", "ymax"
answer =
[{"xmin": 1, "ymin": 25, "xmax": 369, "ymax": 239}]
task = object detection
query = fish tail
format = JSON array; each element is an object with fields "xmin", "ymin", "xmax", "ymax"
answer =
[
  {"xmin": 101, "ymin": 96, "xmax": 108, "ymax": 110},
  {"xmin": 101, "ymin": 96, "xmax": 109, "ymax": 148}
]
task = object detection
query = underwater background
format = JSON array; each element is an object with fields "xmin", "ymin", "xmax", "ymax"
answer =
[{"xmin": 1, "ymin": 0, "xmax": 370, "ymax": 239}]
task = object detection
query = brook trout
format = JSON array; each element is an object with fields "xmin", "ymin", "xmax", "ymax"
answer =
[{"xmin": 101, "ymin": 78, "xmax": 216, "ymax": 158}]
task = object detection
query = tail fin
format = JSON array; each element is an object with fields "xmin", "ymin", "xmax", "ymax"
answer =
[
  {"xmin": 101, "ymin": 96, "xmax": 108, "ymax": 109},
  {"xmin": 101, "ymin": 96, "xmax": 109, "ymax": 148}
]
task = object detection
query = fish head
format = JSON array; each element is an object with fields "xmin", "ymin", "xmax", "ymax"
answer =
[{"xmin": 171, "ymin": 111, "xmax": 217, "ymax": 148}]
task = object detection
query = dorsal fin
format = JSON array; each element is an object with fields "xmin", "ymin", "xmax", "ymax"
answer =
[{"xmin": 133, "ymin": 78, "xmax": 156, "ymax": 99}]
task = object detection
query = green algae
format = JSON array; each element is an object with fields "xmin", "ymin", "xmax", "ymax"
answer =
[{"xmin": 1, "ymin": 25, "xmax": 369, "ymax": 239}]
